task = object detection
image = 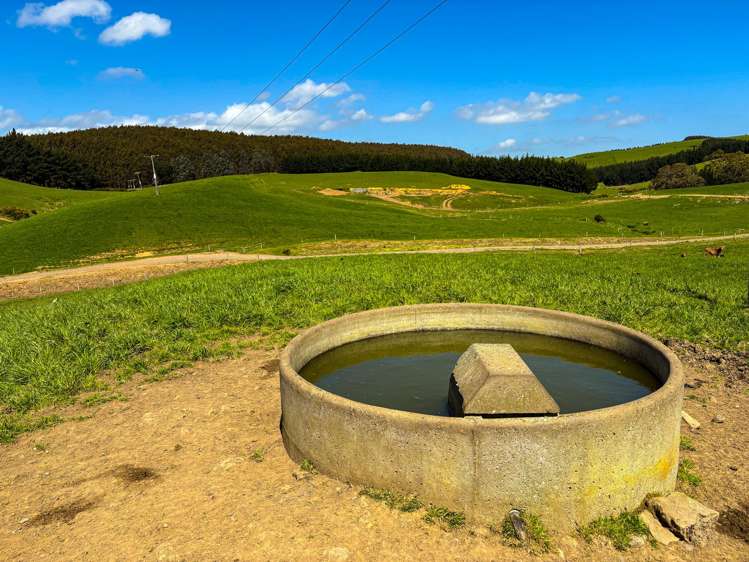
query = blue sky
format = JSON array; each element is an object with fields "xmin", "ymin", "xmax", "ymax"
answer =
[{"xmin": 2, "ymin": 0, "xmax": 748, "ymax": 156}]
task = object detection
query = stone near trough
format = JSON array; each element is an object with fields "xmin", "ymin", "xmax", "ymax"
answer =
[
  {"xmin": 507, "ymin": 509, "xmax": 528, "ymax": 542},
  {"xmin": 448, "ymin": 344, "xmax": 559, "ymax": 418},
  {"xmin": 681, "ymin": 411, "xmax": 701, "ymax": 431},
  {"xmin": 647, "ymin": 492, "xmax": 719, "ymax": 545},
  {"xmin": 639, "ymin": 510, "xmax": 679, "ymax": 545}
]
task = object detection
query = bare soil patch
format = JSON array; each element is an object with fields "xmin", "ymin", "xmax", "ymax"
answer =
[
  {"xmin": 0, "ymin": 343, "xmax": 747, "ymax": 561},
  {"xmin": 441, "ymin": 194, "xmax": 464, "ymax": 210},
  {"xmin": 27, "ymin": 499, "xmax": 100, "ymax": 528},
  {"xmin": 0, "ymin": 253, "xmax": 282, "ymax": 302},
  {"xmin": 318, "ymin": 188, "xmax": 349, "ymax": 197},
  {"xmin": 111, "ymin": 464, "xmax": 159, "ymax": 485},
  {"xmin": 368, "ymin": 192, "xmax": 428, "ymax": 209}
]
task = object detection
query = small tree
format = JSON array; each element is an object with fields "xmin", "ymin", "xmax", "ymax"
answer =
[
  {"xmin": 700, "ymin": 152, "xmax": 749, "ymax": 185},
  {"xmin": 650, "ymin": 163, "xmax": 705, "ymax": 190}
]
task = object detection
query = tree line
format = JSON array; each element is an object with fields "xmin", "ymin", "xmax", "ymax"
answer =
[
  {"xmin": 0, "ymin": 126, "xmax": 596, "ymax": 193},
  {"xmin": 0, "ymin": 130, "xmax": 97, "ymax": 188},
  {"xmin": 594, "ymin": 138, "xmax": 749, "ymax": 185}
]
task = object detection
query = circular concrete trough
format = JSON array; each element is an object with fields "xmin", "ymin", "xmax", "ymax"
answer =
[{"xmin": 279, "ymin": 304, "xmax": 684, "ymax": 530}]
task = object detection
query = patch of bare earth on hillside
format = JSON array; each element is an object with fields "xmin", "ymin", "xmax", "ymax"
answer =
[
  {"xmin": 368, "ymin": 192, "xmax": 430, "ymax": 209},
  {"xmin": 318, "ymin": 188, "xmax": 349, "ymax": 197},
  {"xmin": 0, "ymin": 260, "xmax": 246, "ymax": 301},
  {"xmin": 0, "ymin": 253, "xmax": 283, "ymax": 302},
  {"xmin": 0, "ymin": 342, "xmax": 747, "ymax": 561}
]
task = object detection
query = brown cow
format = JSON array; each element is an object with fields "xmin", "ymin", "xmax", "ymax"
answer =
[{"xmin": 704, "ymin": 246, "xmax": 725, "ymax": 257}]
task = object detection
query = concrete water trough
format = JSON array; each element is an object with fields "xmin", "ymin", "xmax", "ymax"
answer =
[{"xmin": 279, "ymin": 304, "xmax": 684, "ymax": 530}]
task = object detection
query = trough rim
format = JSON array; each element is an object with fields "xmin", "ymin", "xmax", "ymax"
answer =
[{"xmin": 279, "ymin": 303, "xmax": 683, "ymax": 429}]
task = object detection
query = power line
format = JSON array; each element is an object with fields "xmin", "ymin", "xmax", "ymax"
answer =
[
  {"xmin": 236, "ymin": 0, "xmax": 393, "ymax": 135},
  {"xmin": 260, "ymin": 0, "xmax": 449, "ymax": 136},
  {"xmin": 220, "ymin": 0, "xmax": 352, "ymax": 133}
]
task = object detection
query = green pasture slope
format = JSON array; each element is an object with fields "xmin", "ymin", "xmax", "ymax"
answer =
[
  {"xmin": 573, "ymin": 135, "xmax": 749, "ymax": 169},
  {"xmin": 1, "ymin": 172, "xmax": 748, "ymax": 275},
  {"xmin": 573, "ymin": 139, "xmax": 706, "ymax": 168},
  {"xmin": 594, "ymin": 180, "xmax": 749, "ymax": 197},
  {"xmin": 1, "ymin": 240, "xmax": 747, "ymax": 442},
  {"xmin": 662, "ymin": 182, "xmax": 749, "ymax": 196},
  {"xmin": 0, "ymin": 177, "xmax": 119, "ymax": 214}
]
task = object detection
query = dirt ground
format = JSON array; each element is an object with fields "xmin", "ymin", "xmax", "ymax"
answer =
[
  {"xmin": 0, "ymin": 342, "xmax": 746, "ymax": 561},
  {"xmin": 0, "ymin": 253, "xmax": 282, "ymax": 301},
  {"xmin": 318, "ymin": 189, "xmax": 349, "ymax": 197}
]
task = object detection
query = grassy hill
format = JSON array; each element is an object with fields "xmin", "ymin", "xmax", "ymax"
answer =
[
  {"xmin": 0, "ymin": 177, "xmax": 119, "ymax": 215},
  {"xmin": 574, "ymin": 135, "xmax": 749, "ymax": 168},
  {"xmin": 0, "ymin": 171, "xmax": 747, "ymax": 275},
  {"xmin": 574, "ymin": 139, "xmax": 706, "ymax": 168}
]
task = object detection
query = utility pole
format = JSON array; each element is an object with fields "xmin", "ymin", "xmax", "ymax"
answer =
[
  {"xmin": 147, "ymin": 155, "xmax": 160, "ymax": 196},
  {"xmin": 135, "ymin": 171, "xmax": 143, "ymax": 190}
]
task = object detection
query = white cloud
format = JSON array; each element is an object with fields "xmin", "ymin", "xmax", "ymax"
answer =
[
  {"xmin": 4, "ymin": 82, "xmax": 365, "ymax": 136},
  {"xmin": 319, "ymin": 119, "xmax": 343, "ymax": 132},
  {"xmin": 14, "ymin": 109, "xmax": 148, "ymax": 134},
  {"xmin": 613, "ymin": 113, "xmax": 647, "ymax": 127},
  {"xmin": 380, "ymin": 100, "xmax": 434, "ymax": 123},
  {"xmin": 16, "ymin": 126, "xmax": 70, "ymax": 134},
  {"xmin": 458, "ymin": 92, "xmax": 581, "ymax": 125},
  {"xmin": 6, "ymin": 101, "xmax": 322, "ymax": 136},
  {"xmin": 491, "ymin": 135, "xmax": 620, "ymax": 155},
  {"xmin": 350, "ymin": 108, "xmax": 372, "ymax": 122},
  {"xmin": 58, "ymin": 110, "xmax": 148, "ymax": 128},
  {"xmin": 282, "ymin": 79, "xmax": 351, "ymax": 108},
  {"xmin": 338, "ymin": 93, "xmax": 365, "ymax": 107},
  {"xmin": 318, "ymin": 107, "xmax": 373, "ymax": 132},
  {"xmin": 583, "ymin": 109, "xmax": 647, "ymax": 127},
  {"xmin": 99, "ymin": 12, "xmax": 171, "ymax": 46},
  {"xmin": 496, "ymin": 138, "xmax": 517, "ymax": 150},
  {"xmin": 587, "ymin": 113, "xmax": 609, "ymax": 122},
  {"xmin": 0, "ymin": 107, "xmax": 24, "ymax": 129},
  {"xmin": 17, "ymin": 0, "xmax": 111, "ymax": 28},
  {"xmin": 98, "ymin": 66, "xmax": 145, "ymax": 80},
  {"xmin": 606, "ymin": 95, "xmax": 622, "ymax": 104},
  {"xmin": 156, "ymin": 102, "xmax": 320, "ymax": 135}
]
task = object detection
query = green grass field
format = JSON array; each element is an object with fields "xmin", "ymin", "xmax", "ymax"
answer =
[
  {"xmin": 663, "ymin": 182, "xmax": 749, "ymax": 196},
  {"xmin": 0, "ymin": 172, "xmax": 747, "ymax": 275},
  {"xmin": 594, "ymin": 181, "xmax": 749, "ymax": 197},
  {"xmin": 573, "ymin": 139, "xmax": 705, "ymax": 168},
  {"xmin": 0, "ymin": 177, "xmax": 119, "ymax": 216},
  {"xmin": 1, "ymin": 241, "xmax": 747, "ymax": 442},
  {"xmin": 573, "ymin": 135, "xmax": 749, "ymax": 169}
]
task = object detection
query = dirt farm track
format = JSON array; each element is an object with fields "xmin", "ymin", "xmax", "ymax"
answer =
[{"xmin": 2, "ymin": 232, "xmax": 747, "ymax": 302}]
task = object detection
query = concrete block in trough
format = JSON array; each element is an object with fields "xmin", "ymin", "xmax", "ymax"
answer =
[{"xmin": 448, "ymin": 344, "xmax": 559, "ymax": 418}]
